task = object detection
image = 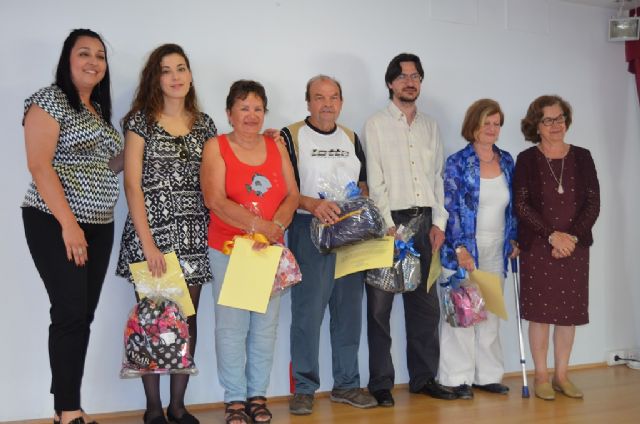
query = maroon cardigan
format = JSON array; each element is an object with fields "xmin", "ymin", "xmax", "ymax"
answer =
[{"xmin": 513, "ymin": 145, "xmax": 600, "ymax": 251}]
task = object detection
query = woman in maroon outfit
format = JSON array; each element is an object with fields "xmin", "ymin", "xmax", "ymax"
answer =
[{"xmin": 513, "ymin": 95, "xmax": 599, "ymax": 401}]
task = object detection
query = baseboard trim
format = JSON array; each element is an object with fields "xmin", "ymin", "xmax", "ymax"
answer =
[{"xmin": 13, "ymin": 362, "xmax": 609, "ymax": 423}]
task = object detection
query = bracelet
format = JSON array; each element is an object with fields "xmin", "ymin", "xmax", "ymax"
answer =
[
  {"xmin": 273, "ymin": 220, "xmax": 286, "ymax": 231},
  {"xmin": 250, "ymin": 216, "xmax": 259, "ymax": 234},
  {"xmin": 455, "ymin": 246, "xmax": 464, "ymax": 254}
]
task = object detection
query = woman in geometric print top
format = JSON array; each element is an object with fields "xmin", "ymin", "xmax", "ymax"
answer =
[
  {"xmin": 21, "ymin": 29, "xmax": 123, "ymax": 424},
  {"xmin": 115, "ymin": 44, "xmax": 216, "ymax": 424}
]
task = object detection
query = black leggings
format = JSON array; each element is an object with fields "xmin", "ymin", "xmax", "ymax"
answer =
[{"xmin": 22, "ymin": 207, "xmax": 114, "ymax": 412}]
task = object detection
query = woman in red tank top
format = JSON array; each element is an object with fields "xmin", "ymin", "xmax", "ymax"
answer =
[{"xmin": 201, "ymin": 80, "xmax": 299, "ymax": 424}]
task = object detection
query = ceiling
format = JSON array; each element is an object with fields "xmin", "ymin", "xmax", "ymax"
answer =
[{"xmin": 562, "ymin": 0, "xmax": 640, "ymax": 9}]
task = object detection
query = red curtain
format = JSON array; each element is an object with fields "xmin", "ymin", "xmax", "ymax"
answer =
[{"xmin": 626, "ymin": 7, "xmax": 640, "ymax": 105}]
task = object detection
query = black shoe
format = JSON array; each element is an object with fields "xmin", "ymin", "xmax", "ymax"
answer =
[
  {"xmin": 473, "ymin": 383, "xmax": 510, "ymax": 394},
  {"xmin": 453, "ymin": 384, "xmax": 474, "ymax": 400},
  {"xmin": 371, "ymin": 389, "xmax": 395, "ymax": 407},
  {"xmin": 167, "ymin": 409, "xmax": 199, "ymax": 424},
  {"xmin": 417, "ymin": 378, "xmax": 457, "ymax": 400},
  {"xmin": 143, "ymin": 411, "xmax": 168, "ymax": 424}
]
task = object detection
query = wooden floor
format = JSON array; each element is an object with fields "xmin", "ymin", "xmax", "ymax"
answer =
[{"xmin": 14, "ymin": 365, "xmax": 640, "ymax": 424}]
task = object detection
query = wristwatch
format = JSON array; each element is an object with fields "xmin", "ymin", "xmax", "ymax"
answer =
[{"xmin": 455, "ymin": 246, "xmax": 464, "ymax": 254}]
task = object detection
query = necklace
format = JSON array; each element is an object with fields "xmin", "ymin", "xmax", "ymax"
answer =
[
  {"xmin": 478, "ymin": 152, "xmax": 495, "ymax": 163},
  {"xmin": 539, "ymin": 144, "xmax": 568, "ymax": 194},
  {"xmin": 545, "ymin": 156, "xmax": 565, "ymax": 194}
]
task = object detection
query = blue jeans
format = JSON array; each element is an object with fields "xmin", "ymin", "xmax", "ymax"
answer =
[
  {"xmin": 209, "ymin": 248, "xmax": 281, "ymax": 402},
  {"xmin": 289, "ymin": 214, "xmax": 364, "ymax": 394}
]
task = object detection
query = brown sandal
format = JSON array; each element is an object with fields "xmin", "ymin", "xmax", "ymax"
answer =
[
  {"xmin": 224, "ymin": 402, "xmax": 250, "ymax": 424},
  {"xmin": 246, "ymin": 396, "xmax": 272, "ymax": 424}
]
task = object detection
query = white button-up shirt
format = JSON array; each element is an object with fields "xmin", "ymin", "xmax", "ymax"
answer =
[{"xmin": 363, "ymin": 101, "xmax": 448, "ymax": 231}]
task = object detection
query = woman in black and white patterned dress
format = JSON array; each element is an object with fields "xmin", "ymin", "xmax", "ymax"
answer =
[
  {"xmin": 115, "ymin": 44, "xmax": 216, "ymax": 424},
  {"xmin": 22, "ymin": 29, "xmax": 123, "ymax": 424}
]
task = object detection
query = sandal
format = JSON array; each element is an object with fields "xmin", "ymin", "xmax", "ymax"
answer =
[
  {"xmin": 224, "ymin": 401, "xmax": 250, "ymax": 424},
  {"xmin": 246, "ymin": 396, "xmax": 272, "ymax": 424}
]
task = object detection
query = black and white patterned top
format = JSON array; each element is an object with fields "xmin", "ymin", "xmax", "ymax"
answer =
[
  {"xmin": 116, "ymin": 111, "xmax": 217, "ymax": 286},
  {"xmin": 22, "ymin": 85, "xmax": 123, "ymax": 223}
]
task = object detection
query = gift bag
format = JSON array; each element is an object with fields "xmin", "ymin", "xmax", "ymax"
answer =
[
  {"xmin": 120, "ymin": 266, "xmax": 197, "ymax": 378},
  {"xmin": 310, "ymin": 180, "xmax": 385, "ymax": 253},
  {"xmin": 440, "ymin": 268, "xmax": 487, "ymax": 328},
  {"xmin": 272, "ymin": 245, "xmax": 302, "ymax": 295},
  {"xmin": 365, "ymin": 216, "xmax": 423, "ymax": 293}
]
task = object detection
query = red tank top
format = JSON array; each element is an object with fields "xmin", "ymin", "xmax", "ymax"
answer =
[{"xmin": 208, "ymin": 134, "xmax": 287, "ymax": 250}]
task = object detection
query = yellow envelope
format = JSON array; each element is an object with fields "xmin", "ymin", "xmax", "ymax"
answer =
[
  {"xmin": 426, "ymin": 252, "xmax": 442, "ymax": 292},
  {"xmin": 129, "ymin": 251, "xmax": 195, "ymax": 317},
  {"xmin": 470, "ymin": 269, "xmax": 508, "ymax": 320},
  {"xmin": 218, "ymin": 237, "xmax": 283, "ymax": 313},
  {"xmin": 334, "ymin": 236, "xmax": 395, "ymax": 279}
]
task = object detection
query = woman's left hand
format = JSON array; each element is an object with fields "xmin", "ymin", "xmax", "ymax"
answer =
[
  {"xmin": 509, "ymin": 240, "xmax": 520, "ymax": 259},
  {"xmin": 255, "ymin": 219, "xmax": 284, "ymax": 244}
]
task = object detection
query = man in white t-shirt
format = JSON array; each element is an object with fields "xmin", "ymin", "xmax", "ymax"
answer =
[{"xmin": 282, "ymin": 75, "xmax": 377, "ymax": 415}]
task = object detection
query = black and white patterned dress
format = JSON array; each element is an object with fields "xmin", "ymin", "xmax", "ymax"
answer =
[
  {"xmin": 22, "ymin": 85, "xmax": 123, "ymax": 223},
  {"xmin": 116, "ymin": 111, "xmax": 217, "ymax": 286}
]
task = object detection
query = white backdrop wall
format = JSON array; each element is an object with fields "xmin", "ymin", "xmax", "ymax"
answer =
[{"xmin": 1, "ymin": 0, "xmax": 638, "ymax": 421}]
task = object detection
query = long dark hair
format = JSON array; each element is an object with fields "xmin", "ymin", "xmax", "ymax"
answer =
[
  {"xmin": 55, "ymin": 28, "xmax": 112, "ymax": 122},
  {"xmin": 122, "ymin": 44, "xmax": 200, "ymax": 131}
]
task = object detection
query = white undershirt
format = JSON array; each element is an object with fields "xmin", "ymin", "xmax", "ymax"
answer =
[{"xmin": 477, "ymin": 173, "xmax": 509, "ymax": 237}]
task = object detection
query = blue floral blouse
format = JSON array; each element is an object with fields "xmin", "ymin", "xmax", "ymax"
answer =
[{"xmin": 440, "ymin": 143, "xmax": 517, "ymax": 275}]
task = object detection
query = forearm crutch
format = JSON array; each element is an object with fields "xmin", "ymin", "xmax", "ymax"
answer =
[{"xmin": 511, "ymin": 257, "xmax": 530, "ymax": 398}]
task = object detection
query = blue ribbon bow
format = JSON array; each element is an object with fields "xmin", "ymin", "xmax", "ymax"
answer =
[
  {"xmin": 394, "ymin": 238, "xmax": 420, "ymax": 261},
  {"xmin": 440, "ymin": 267, "xmax": 467, "ymax": 289}
]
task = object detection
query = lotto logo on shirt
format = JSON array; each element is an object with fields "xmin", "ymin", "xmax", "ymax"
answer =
[{"xmin": 311, "ymin": 149, "xmax": 350, "ymax": 158}]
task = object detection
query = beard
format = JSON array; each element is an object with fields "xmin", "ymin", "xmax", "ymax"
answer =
[{"xmin": 396, "ymin": 88, "xmax": 419, "ymax": 103}]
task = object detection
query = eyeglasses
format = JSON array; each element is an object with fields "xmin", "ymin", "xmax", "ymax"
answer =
[
  {"xmin": 540, "ymin": 115, "xmax": 566, "ymax": 126},
  {"xmin": 173, "ymin": 136, "xmax": 191, "ymax": 161},
  {"xmin": 395, "ymin": 73, "xmax": 422, "ymax": 82}
]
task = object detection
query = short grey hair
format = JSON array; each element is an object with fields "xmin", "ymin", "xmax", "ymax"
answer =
[{"xmin": 305, "ymin": 74, "xmax": 343, "ymax": 102}]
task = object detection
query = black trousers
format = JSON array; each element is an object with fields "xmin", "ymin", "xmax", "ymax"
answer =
[
  {"xmin": 366, "ymin": 208, "xmax": 441, "ymax": 393},
  {"xmin": 22, "ymin": 207, "xmax": 114, "ymax": 411}
]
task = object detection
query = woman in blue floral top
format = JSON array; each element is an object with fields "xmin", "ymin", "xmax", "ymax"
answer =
[{"xmin": 438, "ymin": 99, "xmax": 518, "ymax": 400}]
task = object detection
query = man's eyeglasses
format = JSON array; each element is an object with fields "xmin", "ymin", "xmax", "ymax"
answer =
[
  {"xmin": 540, "ymin": 115, "xmax": 566, "ymax": 127},
  {"xmin": 173, "ymin": 136, "xmax": 191, "ymax": 161},
  {"xmin": 395, "ymin": 73, "xmax": 422, "ymax": 82}
]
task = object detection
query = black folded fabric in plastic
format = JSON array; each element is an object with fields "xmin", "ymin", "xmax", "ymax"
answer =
[{"xmin": 310, "ymin": 197, "xmax": 385, "ymax": 253}]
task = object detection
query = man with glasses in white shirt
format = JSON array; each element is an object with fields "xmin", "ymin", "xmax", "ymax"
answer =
[{"xmin": 363, "ymin": 53, "xmax": 456, "ymax": 406}]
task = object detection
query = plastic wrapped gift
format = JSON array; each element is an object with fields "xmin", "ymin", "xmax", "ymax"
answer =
[
  {"xmin": 120, "ymin": 297, "xmax": 197, "ymax": 378},
  {"xmin": 365, "ymin": 216, "xmax": 424, "ymax": 293},
  {"xmin": 311, "ymin": 196, "xmax": 385, "ymax": 253},
  {"xmin": 365, "ymin": 238, "xmax": 421, "ymax": 293},
  {"xmin": 120, "ymin": 265, "xmax": 197, "ymax": 378},
  {"xmin": 440, "ymin": 268, "xmax": 487, "ymax": 328},
  {"xmin": 272, "ymin": 245, "xmax": 302, "ymax": 295}
]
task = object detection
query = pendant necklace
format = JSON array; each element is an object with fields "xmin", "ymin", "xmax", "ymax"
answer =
[{"xmin": 544, "ymin": 155, "xmax": 565, "ymax": 194}]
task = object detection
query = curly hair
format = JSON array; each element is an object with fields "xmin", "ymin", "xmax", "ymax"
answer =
[
  {"xmin": 521, "ymin": 95, "xmax": 572, "ymax": 143},
  {"xmin": 122, "ymin": 44, "xmax": 200, "ymax": 131},
  {"xmin": 461, "ymin": 98, "xmax": 504, "ymax": 143}
]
